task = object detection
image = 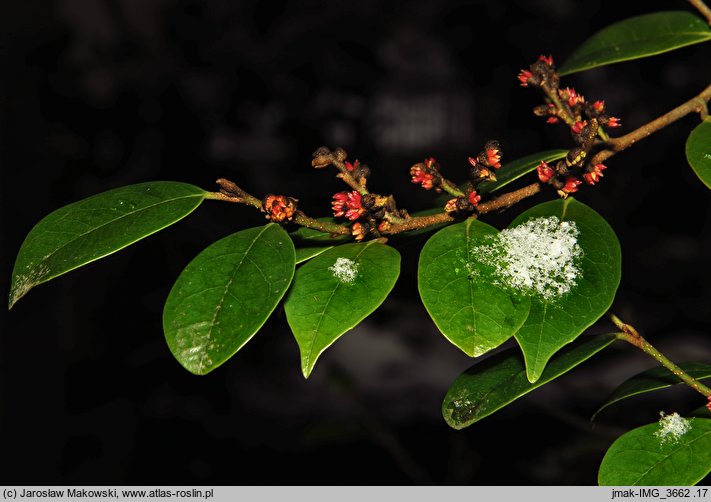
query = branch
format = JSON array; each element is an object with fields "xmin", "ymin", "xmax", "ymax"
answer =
[
  {"xmin": 590, "ymin": 82, "xmax": 711, "ymax": 165},
  {"xmin": 383, "ymin": 182, "xmax": 542, "ymax": 235},
  {"xmin": 689, "ymin": 0, "xmax": 711, "ymax": 25},
  {"xmin": 610, "ymin": 313, "xmax": 711, "ymax": 398}
]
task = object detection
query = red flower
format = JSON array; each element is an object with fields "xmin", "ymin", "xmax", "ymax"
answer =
[
  {"xmin": 583, "ymin": 164, "xmax": 606, "ymax": 185},
  {"xmin": 560, "ymin": 87, "xmax": 584, "ymax": 107},
  {"xmin": 518, "ymin": 69, "xmax": 534, "ymax": 87},
  {"xmin": 486, "ymin": 146, "xmax": 502, "ymax": 169},
  {"xmin": 561, "ymin": 176, "xmax": 582, "ymax": 195},
  {"xmin": 262, "ymin": 194, "xmax": 297, "ymax": 222},
  {"xmin": 424, "ymin": 157, "xmax": 437, "ymax": 169},
  {"xmin": 467, "ymin": 156, "xmax": 478, "ymax": 168},
  {"xmin": 410, "ymin": 165, "xmax": 436, "ymax": 189},
  {"xmin": 344, "ymin": 159, "xmax": 360, "ymax": 172},
  {"xmin": 537, "ymin": 161, "xmax": 555, "ymax": 183},
  {"xmin": 332, "ymin": 191, "xmax": 365, "ymax": 220},
  {"xmin": 377, "ymin": 220, "xmax": 391, "ymax": 233},
  {"xmin": 468, "ymin": 190, "xmax": 481, "ymax": 206},
  {"xmin": 607, "ymin": 117, "xmax": 621, "ymax": 128},
  {"xmin": 571, "ymin": 120, "xmax": 588, "ymax": 135},
  {"xmin": 546, "ymin": 116, "xmax": 559, "ymax": 124},
  {"xmin": 352, "ymin": 222, "xmax": 368, "ymax": 241},
  {"xmin": 538, "ymin": 54, "xmax": 554, "ymax": 66},
  {"xmin": 593, "ymin": 100, "xmax": 605, "ymax": 114},
  {"xmin": 444, "ymin": 198, "xmax": 458, "ymax": 214},
  {"xmin": 706, "ymin": 396, "xmax": 711, "ymax": 413}
]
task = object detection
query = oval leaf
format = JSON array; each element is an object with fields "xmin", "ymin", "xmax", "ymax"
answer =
[
  {"xmin": 510, "ymin": 198, "xmax": 621, "ymax": 382},
  {"xmin": 560, "ymin": 11, "xmax": 711, "ymax": 75},
  {"xmin": 418, "ymin": 219, "xmax": 531, "ymax": 357},
  {"xmin": 443, "ymin": 334, "xmax": 616, "ymax": 429},
  {"xmin": 163, "ymin": 224, "xmax": 295, "ymax": 375},
  {"xmin": 284, "ymin": 242, "xmax": 400, "ymax": 378},
  {"xmin": 593, "ymin": 363, "xmax": 711, "ymax": 421},
  {"xmin": 9, "ymin": 181, "xmax": 206, "ymax": 308},
  {"xmin": 686, "ymin": 118, "xmax": 711, "ymax": 189},
  {"xmin": 295, "ymin": 246, "xmax": 334, "ymax": 264},
  {"xmin": 478, "ymin": 149, "xmax": 568, "ymax": 195},
  {"xmin": 599, "ymin": 418, "xmax": 711, "ymax": 486}
]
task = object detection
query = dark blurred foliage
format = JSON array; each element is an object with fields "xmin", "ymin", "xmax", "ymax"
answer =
[{"xmin": 2, "ymin": 0, "xmax": 711, "ymax": 485}]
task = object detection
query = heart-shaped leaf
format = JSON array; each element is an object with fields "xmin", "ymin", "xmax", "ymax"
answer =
[
  {"xmin": 443, "ymin": 334, "xmax": 616, "ymax": 429},
  {"xmin": 284, "ymin": 242, "xmax": 400, "ymax": 378},
  {"xmin": 478, "ymin": 149, "xmax": 568, "ymax": 195},
  {"xmin": 599, "ymin": 417, "xmax": 711, "ymax": 486},
  {"xmin": 510, "ymin": 198, "xmax": 621, "ymax": 382},
  {"xmin": 686, "ymin": 118, "xmax": 711, "ymax": 189},
  {"xmin": 163, "ymin": 224, "xmax": 295, "ymax": 375},
  {"xmin": 9, "ymin": 181, "xmax": 206, "ymax": 308},
  {"xmin": 418, "ymin": 219, "xmax": 531, "ymax": 357},
  {"xmin": 593, "ymin": 363, "xmax": 711, "ymax": 421},
  {"xmin": 559, "ymin": 11, "xmax": 711, "ymax": 75}
]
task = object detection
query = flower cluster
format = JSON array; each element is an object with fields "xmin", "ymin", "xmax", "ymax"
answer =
[
  {"xmin": 520, "ymin": 54, "xmax": 621, "ymax": 196},
  {"xmin": 332, "ymin": 191, "xmax": 365, "ymax": 221},
  {"xmin": 410, "ymin": 157, "xmax": 441, "ymax": 190},
  {"xmin": 261, "ymin": 194, "xmax": 298, "ymax": 222},
  {"xmin": 444, "ymin": 191, "xmax": 481, "ymax": 215}
]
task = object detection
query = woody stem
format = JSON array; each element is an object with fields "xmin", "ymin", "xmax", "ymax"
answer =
[
  {"xmin": 590, "ymin": 82, "xmax": 711, "ymax": 166},
  {"xmin": 610, "ymin": 314, "xmax": 711, "ymax": 398}
]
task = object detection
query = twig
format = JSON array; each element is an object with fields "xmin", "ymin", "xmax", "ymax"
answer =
[
  {"xmin": 689, "ymin": 0, "xmax": 711, "ymax": 25},
  {"xmin": 610, "ymin": 313, "xmax": 711, "ymax": 398},
  {"xmin": 590, "ymin": 82, "xmax": 711, "ymax": 165}
]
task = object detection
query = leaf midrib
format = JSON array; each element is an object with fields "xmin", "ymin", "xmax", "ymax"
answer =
[
  {"xmin": 304, "ymin": 241, "xmax": 377, "ymax": 370},
  {"xmin": 207, "ymin": 224, "xmax": 273, "ymax": 342},
  {"xmin": 23, "ymin": 191, "xmax": 203, "ymax": 276}
]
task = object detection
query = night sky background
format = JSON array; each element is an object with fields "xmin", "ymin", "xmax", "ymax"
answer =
[{"xmin": 2, "ymin": 0, "xmax": 711, "ymax": 485}]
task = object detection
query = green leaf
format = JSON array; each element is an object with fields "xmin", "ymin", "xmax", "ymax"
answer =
[
  {"xmin": 284, "ymin": 242, "xmax": 400, "ymax": 378},
  {"xmin": 478, "ymin": 150, "xmax": 568, "ymax": 195},
  {"xmin": 9, "ymin": 181, "xmax": 206, "ymax": 308},
  {"xmin": 599, "ymin": 418, "xmax": 711, "ymax": 486},
  {"xmin": 593, "ymin": 363, "xmax": 711, "ymax": 421},
  {"xmin": 686, "ymin": 118, "xmax": 711, "ymax": 189},
  {"xmin": 163, "ymin": 224, "xmax": 295, "ymax": 375},
  {"xmin": 443, "ymin": 334, "xmax": 616, "ymax": 429},
  {"xmin": 418, "ymin": 219, "xmax": 531, "ymax": 357},
  {"xmin": 295, "ymin": 246, "xmax": 334, "ymax": 264},
  {"xmin": 560, "ymin": 11, "xmax": 711, "ymax": 75},
  {"xmin": 511, "ymin": 198, "xmax": 621, "ymax": 382}
]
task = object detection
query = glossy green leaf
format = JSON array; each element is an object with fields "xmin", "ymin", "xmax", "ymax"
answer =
[
  {"xmin": 9, "ymin": 182, "xmax": 206, "ymax": 308},
  {"xmin": 285, "ymin": 242, "xmax": 400, "ymax": 378},
  {"xmin": 163, "ymin": 224, "xmax": 295, "ymax": 375},
  {"xmin": 686, "ymin": 118, "xmax": 711, "ymax": 189},
  {"xmin": 560, "ymin": 11, "xmax": 711, "ymax": 75},
  {"xmin": 511, "ymin": 198, "xmax": 621, "ymax": 382},
  {"xmin": 443, "ymin": 334, "xmax": 616, "ymax": 429},
  {"xmin": 478, "ymin": 150, "xmax": 568, "ymax": 194},
  {"xmin": 418, "ymin": 219, "xmax": 531, "ymax": 357},
  {"xmin": 599, "ymin": 418, "xmax": 711, "ymax": 486},
  {"xmin": 295, "ymin": 246, "xmax": 334, "ymax": 264},
  {"xmin": 593, "ymin": 363, "xmax": 711, "ymax": 421}
]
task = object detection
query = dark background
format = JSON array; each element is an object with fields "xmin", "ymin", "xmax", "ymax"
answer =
[{"xmin": 2, "ymin": 0, "xmax": 711, "ymax": 485}]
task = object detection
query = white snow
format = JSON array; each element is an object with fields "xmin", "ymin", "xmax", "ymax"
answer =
[
  {"xmin": 654, "ymin": 411, "xmax": 692, "ymax": 445},
  {"xmin": 472, "ymin": 216, "xmax": 583, "ymax": 300},
  {"xmin": 329, "ymin": 257, "xmax": 359, "ymax": 284}
]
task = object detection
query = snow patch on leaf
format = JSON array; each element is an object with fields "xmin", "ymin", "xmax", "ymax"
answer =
[
  {"xmin": 472, "ymin": 216, "xmax": 583, "ymax": 300},
  {"xmin": 329, "ymin": 257, "xmax": 359, "ymax": 284},
  {"xmin": 654, "ymin": 411, "xmax": 692, "ymax": 445}
]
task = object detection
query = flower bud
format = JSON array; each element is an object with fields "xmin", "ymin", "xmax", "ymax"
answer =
[
  {"xmin": 537, "ymin": 161, "xmax": 555, "ymax": 183},
  {"xmin": 262, "ymin": 194, "xmax": 298, "ymax": 223}
]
